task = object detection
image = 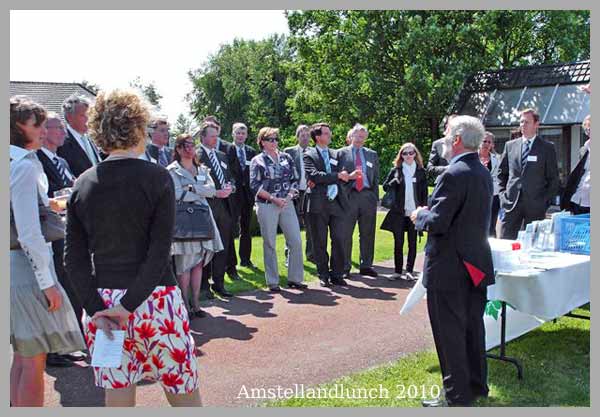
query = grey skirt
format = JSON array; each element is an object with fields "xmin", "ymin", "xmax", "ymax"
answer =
[{"xmin": 10, "ymin": 247, "xmax": 86, "ymax": 357}]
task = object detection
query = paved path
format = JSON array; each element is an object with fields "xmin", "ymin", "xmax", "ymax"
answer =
[{"xmin": 42, "ymin": 255, "xmax": 433, "ymax": 407}]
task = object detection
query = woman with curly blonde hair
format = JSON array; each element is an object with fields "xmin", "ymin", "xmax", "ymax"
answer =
[{"xmin": 64, "ymin": 90, "xmax": 201, "ymax": 406}]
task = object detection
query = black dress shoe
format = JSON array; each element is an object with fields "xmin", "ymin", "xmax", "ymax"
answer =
[
  {"xmin": 213, "ymin": 287, "xmax": 234, "ymax": 298},
  {"xmin": 46, "ymin": 353, "xmax": 74, "ymax": 368},
  {"xmin": 422, "ymin": 397, "xmax": 448, "ymax": 407},
  {"xmin": 359, "ymin": 267, "xmax": 379, "ymax": 277},
  {"xmin": 319, "ymin": 277, "xmax": 331, "ymax": 287},
  {"xmin": 227, "ymin": 270, "xmax": 242, "ymax": 281},
  {"xmin": 193, "ymin": 309, "xmax": 207, "ymax": 318},
  {"xmin": 331, "ymin": 277, "xmax": 348, "ymax": 286},
  {"xmin": 240, "ymin": 260, "xmax": 255, "ymax": 268},
  {"xmin": 287, "ymin": 281, "xmax": 308, "ymax": 289},
  {"xmin": 269, "ymin": 285, "xmax": 281, "ymax": 292}
]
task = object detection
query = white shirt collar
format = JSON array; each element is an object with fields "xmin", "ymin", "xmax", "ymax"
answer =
[
  {"xmin": 201, "ymin": 144, "xmax": 215, "ymax": 155},
  {"xmin": 450, "ymin": 151, "xmax": 476, "ymax": 165},
  {"xmin": 66, "ymin": 123, "xmax": 84, "ymax": 142},
  {"xmin": 40, "ymin": 146, "xmax": 57, "ymax": 160},
  {"xmin": 9, "ymin": 145, "xmax": 34, "ymax": 162},
  {"xmin": 522, "ymin": 135, "xmax": 537, "ymax": 144}
]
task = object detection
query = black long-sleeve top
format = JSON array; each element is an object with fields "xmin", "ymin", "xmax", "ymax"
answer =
[{"xmin": 64, "ymin": 158, "xmax": 177, "ymax": 316}]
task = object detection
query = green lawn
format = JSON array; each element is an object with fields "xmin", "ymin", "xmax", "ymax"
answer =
[
  {"xmin": 265, "ymin": 305, "xmax": 590, "ymax": 407},
  {"xmin": 225, "ymin": 212, "xmax": 426, "ymax": 293}
]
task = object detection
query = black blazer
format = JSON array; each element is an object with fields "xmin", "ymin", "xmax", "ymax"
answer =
[
  {"xmin": 36, "ymin": 149, "xmax": 74, "ymax": 197},
  {"xmin": 336, "ymin": 145, "xmax": 380, "ymax": 199},
  {"xmin": 416, "ymin": 152, "xmax": 494, "ymax": 291},
  {"xmin": 196, "ymin": 145, "xmax": 235, "ymax": 216},
  {"xmin": 380, "ymin": 165, "xmax": 428, "ymax": 234},
  {"xmin": 303, "ymin": 147, "xmax": 349, "ymax": 214},
  {"xmin": 231, "ymin": 143, "xmax": 257, "ymax": 203},
  {"xmin": 497, "ymin": 136, "xmax": 560, "ymax": 213},
  {"xmin": 57, "ymin": 130, "xmax": 101, "ymax": 178},
  {"xmin": 561, "ymin": 150, "xmax": 589, "ymax": 210},
  {"xmin": 426, "ymin": 137, "xmax": 449, "ymax": 180}
]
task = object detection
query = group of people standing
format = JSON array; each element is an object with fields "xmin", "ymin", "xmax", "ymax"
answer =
[{"xmin": 9, "ymin": 85, "xmax": 590, "ymax": 408}]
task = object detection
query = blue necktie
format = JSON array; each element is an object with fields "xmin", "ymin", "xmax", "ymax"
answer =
[
  {"xmin": 53, "ymin": 157, "xmax": 69, "ymax": 186},
  {"xmin": 209, "ymin": 150, "xmax": 225, "ymax": 188},
  {"xmin": 521, "ymin": 139, "xmax": 531, "ymax": 171},
  {"xmin": 321, "ymin": 149, "xmax": 338, "ymax": 200}
]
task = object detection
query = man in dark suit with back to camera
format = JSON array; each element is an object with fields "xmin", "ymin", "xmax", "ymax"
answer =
[
  {"xmin": 57, "ymin": 94, "xmax": 102, "ymax": 178},
  {"xmin": 411, "ymin": 115, "xmax": 495, "ymax": 407},
  {"xmin": 304, "ymin": 123, "xmax": 356, "ymax": 287},
  {"xmin": 497, "ymin": 108, "xmax": 560, "ymax": 239},
  {"xmin": 37, "ymin": 113, "xmax": 86, "ymax": 367},
  {"xmin": 338, "ymin": 123, "xmax": 380, "ymax": 278}
]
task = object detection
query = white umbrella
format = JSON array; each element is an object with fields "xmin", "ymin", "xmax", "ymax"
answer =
[{"xmin": 399, "ymin": 273, "xmax": 427, "ymax": 315}]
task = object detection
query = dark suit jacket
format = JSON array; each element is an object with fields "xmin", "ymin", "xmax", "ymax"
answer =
[
  {"xmin": 303, "ymin": 147, "xmax": 349, "ymax": 214},
  {"xmin": 416, "ymin": 152, "xmax": 494, "ymax": 291},
  {"xmin": 57, "ymin": 129, "xmax": 101, "ymax": 178},
  {"xmin": 337, "ymin": 145, "xmax": 380, "ymax": 200},
  {"xmin": 284, "ymin": 145, "xmax": 312, "ymax": 182},
  {"xmin": 496, "ymin": 136, "xmax": 560, "ymax": 213},
  {"xmin": 36, "ymin": 149, "xmax": 74, "ymax": 197},
  {"xmin": 561, "ymin": 149, "xmax": 589, "ymax": 210},
  {"xmin": 231, "ymin": 143, "xmax": 257, "ymax": 204},
  {"xmin": 196, "ymin": 146, "xmax": 235, "ymax": 216},
  {"xmin": 380, "ymin": 165, "xmax": 428, "ymax": 234},
  {"xmin": 146, "ymin": 144, "xmax": 173, "ymax": 165},
  {"xmin": 426, "ymin": 137, "xmax": 449, "ymax": 180}
]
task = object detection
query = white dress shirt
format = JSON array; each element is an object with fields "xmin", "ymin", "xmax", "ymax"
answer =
[{"xmin": 10, "ymin": 145, "xmax": 55, "ymax": 290}]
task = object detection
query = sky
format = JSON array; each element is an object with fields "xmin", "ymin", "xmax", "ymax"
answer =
[{"xmin": 10, "ymin": 10, "xmax": 290, "ymax": 123}]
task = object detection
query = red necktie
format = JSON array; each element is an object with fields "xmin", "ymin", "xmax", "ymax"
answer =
[{"xmin": 355, "ymin": 150, "xmax": 364, "ymax": 192}]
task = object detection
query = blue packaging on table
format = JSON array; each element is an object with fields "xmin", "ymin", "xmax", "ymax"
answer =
[{"xmin": 555, "ymin": 214, "xmax": 590, "ymax": 255}]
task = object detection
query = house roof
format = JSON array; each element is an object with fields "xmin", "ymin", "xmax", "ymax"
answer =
[
  {"xmin": 454, "ymin": 61, "xmax": 590, "ymax": 127},
  {"xmin": 9, "ymin": 81, "xmax": 96, "ymax": 118}
]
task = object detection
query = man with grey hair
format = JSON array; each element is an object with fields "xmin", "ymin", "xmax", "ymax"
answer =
[
  {"xmin": 338, "ymin": 123, "xmax": 380, "ymax": 278},
  {"xmin": 410, "ymin": 115, "xmax": 494, "ymax": 407},
  {"xmin": 57, "ymin": 93, "xmax": 102, "ymax": 177}
]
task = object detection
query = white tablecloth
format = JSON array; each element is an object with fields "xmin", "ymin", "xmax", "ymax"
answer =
[{"xmin": 487, "ymin": 251, "xmax": 590, "ymax": 321}]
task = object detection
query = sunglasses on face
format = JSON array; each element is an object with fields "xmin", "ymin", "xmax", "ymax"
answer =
[
  {"xmin": 402, "ymin": 151, "xmax": 416, "ymax": 156},
  {"xmin": 263, "ymin": 137, "xmax": 279, "ymax": 143},
  {"xmin": 482, "ymin": 140, "xmax": 492, "ymax": 144},
  {"xmin": 180, "ymin": 142, "xmax": 195, "ymax": 149}
]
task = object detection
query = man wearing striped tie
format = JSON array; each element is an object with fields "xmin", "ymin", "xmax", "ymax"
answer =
[
  {"xmin": 497, "ymin": 108, "xmax": 560, "ymax": 240},
  {"xmin": 37, "ymin": 112, "xmax": 87, "ymax": 367},
  {"xmin": 196, "ymin": 121, "xmax": 236, "ymax": 298}
]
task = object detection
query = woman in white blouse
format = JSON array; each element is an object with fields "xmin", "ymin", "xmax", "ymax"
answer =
[
  {"xmin": 167, "ymin": 134, "xmax": 223, "ymax": 319},
  {"xmin": 9, "ymin": 96, "xmax": 85, "ymax": 406},
  {"xmin": 380, "ymin": 143, "xmax": 429, "ymax": 280}
]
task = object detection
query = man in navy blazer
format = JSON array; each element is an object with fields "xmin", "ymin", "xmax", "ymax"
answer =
[
  {"xmin": 497, "ymin": 108, "xmax": 559, "ymax": 239},
  {"xmin": 411, "ymin": 115, "xmax": 494, "ymax": 407}
]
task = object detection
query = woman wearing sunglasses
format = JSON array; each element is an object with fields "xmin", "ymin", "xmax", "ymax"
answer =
[
  {"xmin": 168, "ymin": 134, "xmax": 224, "ymax": 319},
  {"xmin": 249, "ymin": 127, "xmax": 307, "ymax": 292},
  {"xmin": 381, "ymin": 143, "xmax": 428, "ymax": 280}
]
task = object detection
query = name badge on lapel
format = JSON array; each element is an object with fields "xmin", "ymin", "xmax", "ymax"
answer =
[
  {"xmin": 412, "ymin": 177, "xmax": 417, "ymax": 183},
  {"xmin": 366, "ymin": 161, "xmax": 373, "ymax": 168},
  {"xmin": 527, "ymin": 155, "xmax": 537, "ymax": 162},
  {"xmin": 280, "ymin": 159, "xmax": 289, "ymax": 166},
  {"xmin": 330, "ymin": 159, "xmax": 338, "ymax": 166},
  {"xmin": 220, "ymin": 161, "xmax": 228, "ymax": 169},
  {"xmin": 198, "ymin": 175, "xmax": 206, "ymax": 182},
  {"xmin": 245, "ymin": 160, "xmax": 252, "ymax": 166}
]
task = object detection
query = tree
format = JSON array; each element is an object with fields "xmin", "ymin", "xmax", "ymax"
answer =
[
  {"xmin": 130, "ymin": 76, "xmax": 163, "ymax": 109},
  {"xmin": 187, "ymin": 35, "xmax": 294, "ymax": 144},
  {"xmin": 172, "ymin": 113, "xmax": 196, "ymax": 138},
  {"xmin": 79, "ymin": 80, "xmax": 100, "ymax": 95}
]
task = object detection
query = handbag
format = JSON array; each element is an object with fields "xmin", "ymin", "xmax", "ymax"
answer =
[
  {"xmin": 10, "ymin": 198, "xmax": 66, "ymax": 250},
  {"xmin": 381, "ymin": 188, "xmax": 396, "ymax": 209},
  {"xmin": 173, "ymin": 191, "xmax": 214, "ymax": 241}
]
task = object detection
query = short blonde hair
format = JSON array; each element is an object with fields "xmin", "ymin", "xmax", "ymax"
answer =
[
  {"xmin": 232, "ymin": 122, "xmax": 247, "ymax": 134},
  {"xmin": 256, "ymin": 127, "xmax": 279, "ymax": 149},
  {"xmin": 88, "ymin": 89, "xmax": 150, "ymax": 152}
]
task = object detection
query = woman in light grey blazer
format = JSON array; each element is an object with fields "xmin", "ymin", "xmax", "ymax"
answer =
[
  {"xmin": 167, "ymin": 134, "xmax": 223, "ymax": 319},
  {"xmin": 479, "ymin": 131, "xmax": 501, "ymax": 236}
]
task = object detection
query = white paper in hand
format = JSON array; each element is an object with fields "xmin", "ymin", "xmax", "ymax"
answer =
[
  {"xmin": 91, "ymin": 330, "xmax": 126, "ymax": 368},
  {"xmin": 399, "ymin": 273, "xmax": 427, "ymax": 315}
]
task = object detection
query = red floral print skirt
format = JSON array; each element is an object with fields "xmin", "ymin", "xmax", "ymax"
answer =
[{"xmin": 82, "ymin": 286, "xmax": 199, "ymax": 394}]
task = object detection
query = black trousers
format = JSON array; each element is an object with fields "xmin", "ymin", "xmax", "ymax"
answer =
[
  {"xmin": 293, "ymin": 190, "xmax": 313, "ymax": 259},
  {"xmin": 427, "ymin": 286, "xmax": 489, "ymax": 406},
  {"xmin": 569, "ymin": 202, "xmax": 590, "ymax": 215},
  {"xmin": 393, "ymin": 217, "xmax": 417, "ymax": 274},
  {"xmin": 500, "ymin": 198, "xmax": 546, "ymax": 240},
  {"xmin": 489, "ymin": 195, "xmax": 500, "ymax": 237},
  {"xmin": 344, "ymin": 189, "xmax": 377, "ymax": 272},
  {"xmin": 227, "ymin": 190, "xmax": 254, "ymax": 270},
  {"xmin": 306, "ymin": 201, "xmax": 346, "ymax": 279},
  {"xmin": 202, "ymin": 200, "xmax": 233, "ymax": 292},
  {"xmin": 52, "ymin": 239, "xmax": 84, "ymax": 335}
]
